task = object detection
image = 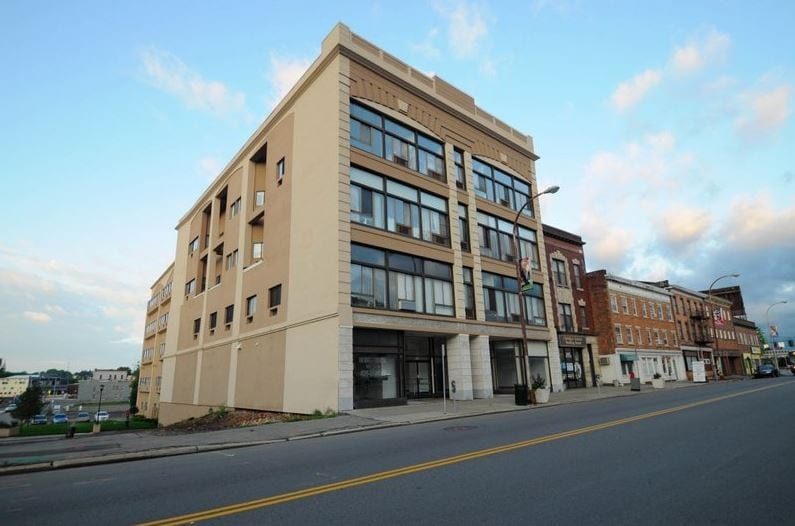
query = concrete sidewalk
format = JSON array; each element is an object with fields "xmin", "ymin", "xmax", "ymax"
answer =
[{"xmin": 0, "ymin": 381, "xmax": 702, "ymax": 476}]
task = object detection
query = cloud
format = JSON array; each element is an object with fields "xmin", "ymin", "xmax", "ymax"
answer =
[
  {"xmin": 719, "ymin": 193, "xmax": 795, "ymax": 250},
  {"xmin": 197, "ymin": 156, "xmax": 221, "ymax": 181},
  {"xmin": 411, "ymin": 28, "xmax": 442, "ymax": 59},
  {"xmin": 266, "ymin": 54, "xmax": 312, "ymax": 111},
  {"xmin": 735, "ymin": 84, "xmax": 792, "ymax": 140},
  {"xmin": 433, "ymin": 1, "xmax": 489, "ymax": 59},
  {"xmin": 140, "ymin": 47, "xmax": 247, "ymax": 118},
  {"xmin": 23, "ymin": 311, "xmax": 52, "ymax": 323},
  {"xmin": 0, "ymin": 245, "xmax": 148, "ymax": 344},
  {"xmin": 610, "ymin": 69, "xmax": 662, "ymax": 111},
  {"xmin": 671, "ymin": 28, "xmax": 731, "ymax": 76},
  {"xmin": 655, "ymin": 206, "xmax": 713, "ymax": 249}
]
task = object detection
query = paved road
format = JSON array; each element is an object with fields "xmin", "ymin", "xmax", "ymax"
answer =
[{"xmin": 1, "ymin": 378, "xmax": 792, "ymax": 525}]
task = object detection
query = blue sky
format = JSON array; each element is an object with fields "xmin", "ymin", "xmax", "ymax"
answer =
[{"xmin": 1, "ymin": 1, "xmax": 793, "ymax": 372}]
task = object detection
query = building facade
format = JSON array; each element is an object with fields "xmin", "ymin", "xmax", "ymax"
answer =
[
  {"xmin": 0, "ymin": 375, "xmax": 31, "ymax": 398},
  {"xmin": 660, "ymin": 284, "xmax": 717, "ymax": 381},
  {"xmin": 155, "ymin": 24, "xmax": 562, "ymax": 425},
  {"xmin": 542, "ymin": 225, "xmax": 599, "ymax": 389},
  {"xmin": 586, "ymin": 271, "xmax": 684, "ymax": 385},
  {"xmin": 77, "ymin": 379, "xmax": 131, "ymax": 403},
  {"xmin": 137, "ymin": 264, "xmax": 174, "ymax": 418}
]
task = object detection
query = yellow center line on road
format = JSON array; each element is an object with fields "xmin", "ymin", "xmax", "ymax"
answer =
[{"xmin": 138, "ymin": 382, "xmax": 787, "ymax": 525}]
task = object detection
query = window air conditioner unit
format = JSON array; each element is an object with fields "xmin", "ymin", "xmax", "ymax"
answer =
[
  {"xmin": 396, "ymin": 224, "xmax": 412, "ymax": 235},
  {"xmin": 500, "ymin": 199, "xmax": 511, "ymax": 206},
  {"xmin": 432, "ymin": 234, "xmax": 447, "ymax": 244},
  {"xmin": 426, "ymin": 169, "xmax": 444, "ymax": 181},
  {"xmin": 398, "ymin": 299, "xmax": 416, "ymax": 311},
  {"xmin": 393, "ymin": 155, "xmax": 408, "ymax": 167},
  {"xmin": 511, "ymin": 314, "xmax": 522, "ymax": 322},
  {"xmin": 599, "ymin": 357, "xmax": 610, "ymax": 366}
]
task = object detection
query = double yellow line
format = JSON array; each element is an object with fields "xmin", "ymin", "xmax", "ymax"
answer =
[{"xmin": 140, "ymin": 382, "xmax": 785, "ymax": 525}]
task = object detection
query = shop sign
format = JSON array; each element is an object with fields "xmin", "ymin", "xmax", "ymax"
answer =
[
  {"xmin": 558, "ymin": 334, "xmax": 586, "ymax": 347},
  {"xmin": 692, "ymin": 361, "xmax": 706, "ymax": 383}
]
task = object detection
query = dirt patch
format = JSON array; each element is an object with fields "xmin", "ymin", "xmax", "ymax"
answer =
[{"xmin": 157, "ymin": 409, "xmax": 306, "ymax": 434}]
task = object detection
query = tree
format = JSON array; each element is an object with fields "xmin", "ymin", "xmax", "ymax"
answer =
[
  {"xmin": 129, "ymin": 364, "xmax": 140, "ymax": 410},
  {"xmin": 74, "ymin": 370, "xmax": 92, "ymax": 381},
  {"xmin": 757, "ymin": 327, "xmax": 768, "ymax": 349},
  {"xmin": 12, "ymin": 386, "xmax": 43, "ymax": 420}
]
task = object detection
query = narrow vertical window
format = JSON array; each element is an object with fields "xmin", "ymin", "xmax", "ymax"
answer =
[
  {"xmin": 246, "ymin": 295, "xmax": 257, "ymax": 320},
  {"xmin": 277, "ymin": 158, "xmax": 285, "ymax": 185}
]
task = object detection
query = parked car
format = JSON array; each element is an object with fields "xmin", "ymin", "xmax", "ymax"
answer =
[
  {"xmin": 52, "ymin": 413, "xmax": 68, "ymax": 424},
  {"xmin": 94, "ymin": 411, "xmax": 110, "ymax": 422},
  {"xmin": 32, "ymin": 414, "xmax": 47, "ymax": 425},
  {"xmin": 3, "ymin": 404, "xmax": 17, "ymax": 413},
  {"xmin": 75, "ymin": 412, "xmax": 91, "ymax": 423},
  {"xmin": 755, "ymin": 363, "xmax": 779, "ymax": 378}
]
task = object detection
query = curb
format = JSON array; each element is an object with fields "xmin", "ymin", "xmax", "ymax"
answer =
[{"xmin": 0, "ymin": 382, "xmax": 713, "ymax": 476}]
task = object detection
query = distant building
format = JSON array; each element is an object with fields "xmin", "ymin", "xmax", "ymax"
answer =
[
  {"xmin": 0, "ymin": 375, "xmax": 31, "ymax": 398},
  {"xmin": 137, "ymin": 264, "xmax": 173, "ymax": 419},
  {"xmin": 586, "ymin": 271, "xmax": 684, "ymax": 385},
  {"xmin": 92, "ymin": 369, "xmax": 130, "ymax": 382},
  {"xmin": 77, "ymin": 379, "xmax": 131, "ymax": 403}
]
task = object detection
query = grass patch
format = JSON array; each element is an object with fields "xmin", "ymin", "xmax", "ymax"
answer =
[{"xmin": 18, "ymin": 418, "xmax": 157, "ymax": 436}]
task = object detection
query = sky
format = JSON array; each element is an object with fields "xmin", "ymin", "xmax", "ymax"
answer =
[{"xmin": 1, "ymin": 1, "xmax": 793, "ymax": 373}]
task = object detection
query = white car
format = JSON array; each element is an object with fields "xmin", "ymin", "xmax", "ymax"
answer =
[
  {"xmin": 3, "ymin": 404, "xmax": 17, "ymax": 413},
  {"xmin": 94, "ymin": 411, "xmax": 110, "ymax": 422}
]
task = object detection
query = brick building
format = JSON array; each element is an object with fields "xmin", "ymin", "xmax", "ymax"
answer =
[
  {"xmin": 542, "ymin": 225, "xmax": 599, "ymax": 389},
  {"xmin": 586, "ymin": 271, "xmax": 684, "ymax": 385}
]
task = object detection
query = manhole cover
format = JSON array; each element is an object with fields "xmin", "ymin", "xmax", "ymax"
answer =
[{"xmin": 443, "ymin": 425, "xmax": 478, "ymax": 432}]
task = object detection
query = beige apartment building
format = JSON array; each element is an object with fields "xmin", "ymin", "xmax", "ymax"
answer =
[
  {"xmin": 153, "ymin": 24, "xmax": 562, "ymax": 425},
  {"xmin": 137, "ymin": 264, "xmax": 173, "ymax": 418}
]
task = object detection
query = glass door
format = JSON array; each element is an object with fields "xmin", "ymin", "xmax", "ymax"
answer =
[{"xmin": 405, "ymin": 360, "xmax": 431, "ymax": 398}]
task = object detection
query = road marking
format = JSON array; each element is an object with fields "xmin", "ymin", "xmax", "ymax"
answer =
[
  {"xmin": 73, "ymin": 477, "xmax": 116, "ymax": 486},
  {"xmin": 138, "ymin": 382, "xmax": 787, "ymax": 526}
]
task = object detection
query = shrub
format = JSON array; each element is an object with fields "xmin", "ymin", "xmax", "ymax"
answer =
[{"xmin": 531, "ymin": 374, "xmax": 547, "ymax": 390}]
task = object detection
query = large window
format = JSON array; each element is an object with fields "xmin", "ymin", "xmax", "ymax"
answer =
[
  {"xmin": 481, "ymin": 271, "xmax": 546, "ymax": 325},
  {"xmin": 458, "ymin": 204, "xmax": 470, "ymax": 252},
  {"xmin": 454, "ymin": 148, "xmax": 465, "ymax": 189},
  {"xmin": 351, "ymin": 244, "xmax": 454, "ymax": 317},
  {"xmin": 350, "ymin": 101, "xmax": 445, "ymax": 182},
  {"xmin": 477, "ymin": 211, "xmax": 540, "ymax": 268},
  {"xmin": 350, "ymin": 167, "xmax": 450, "ymax": 246},
  {"xmin": 552, "ymin": 259, "xmax": 567, "ymax": 287},
  {"xmin": 471, "ymin": 158, "xmax": 533, "ymax": 216},
  {"xmin": 558, "ymin": 303, "xmax": 574, "ymax": 332},
  {"xmin": 463, "ymin": 267, "xmax": 476, "ymax": 320}
]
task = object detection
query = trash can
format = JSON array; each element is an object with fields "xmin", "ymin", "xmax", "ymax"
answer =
[
  {"xmin": 514, "ymin": 384, "xmax": 529, "ymax": 406},
  {"xmin": 630, "ymin": 378, "xmax": 641, "ymax": 391},
  {"xmin": 66, "ymin": 425, "xmax": 76, "ymax": 438}
]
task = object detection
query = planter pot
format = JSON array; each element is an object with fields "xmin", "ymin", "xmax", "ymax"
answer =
[
  {"xmin": 534, "ymin": 388, "xmax": 550, "ymax": 404},
  {"xmin": 0, "ymin": 426, "xmax": 19, "ymax": 438},
  {"xmin": 651, "ymin": 378, "xmax": 665, "ymax": 389}
]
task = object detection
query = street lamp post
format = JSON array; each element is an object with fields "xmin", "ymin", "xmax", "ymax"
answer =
[
  {"xmin": 96, "ymin": 383, "xmax": 104, "ymax": 425},
  {"xmin": 512, "ymin": 185, "xmax": 559, "ymax": 405},
  {"xmin": 707, "ymin": 273, "xmax": 740, "ymax": 380},
  {"xmin": 766, "ymin": 300, "xmax": 788, "ymax": 368}
]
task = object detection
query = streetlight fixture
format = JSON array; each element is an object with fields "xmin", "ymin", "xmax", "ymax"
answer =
[
  {"xmin": 766, "ymin": 300, "xmax": 788, "ymax": 368},
  {"xmin": 96, "ymin": 383, "xmax": 104, "ymax": 425},
  {"xmin": 706, "ymin": 273, "xmax": 740, "ymax": 380},
  {"xmin": 512, "ymin": 185, "xmax": 560, "ymax": 405}
]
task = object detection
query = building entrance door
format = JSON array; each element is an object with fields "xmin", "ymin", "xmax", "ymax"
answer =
[
  {"xmin": 406, "ymin": 360, "xmax": 431, "ymax": 398},
  {"xmin": 404, "ymin": 334, "xmax": 447, "ymax": 399},
  {"xmin": 560, "ymin": 348, "xmax": 585, "ymax": 388}
]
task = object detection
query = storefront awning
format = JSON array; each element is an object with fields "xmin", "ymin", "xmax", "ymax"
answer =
[{"xmin": 620, "ymin": 353, "xmax": 637, "ymax": 362}]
